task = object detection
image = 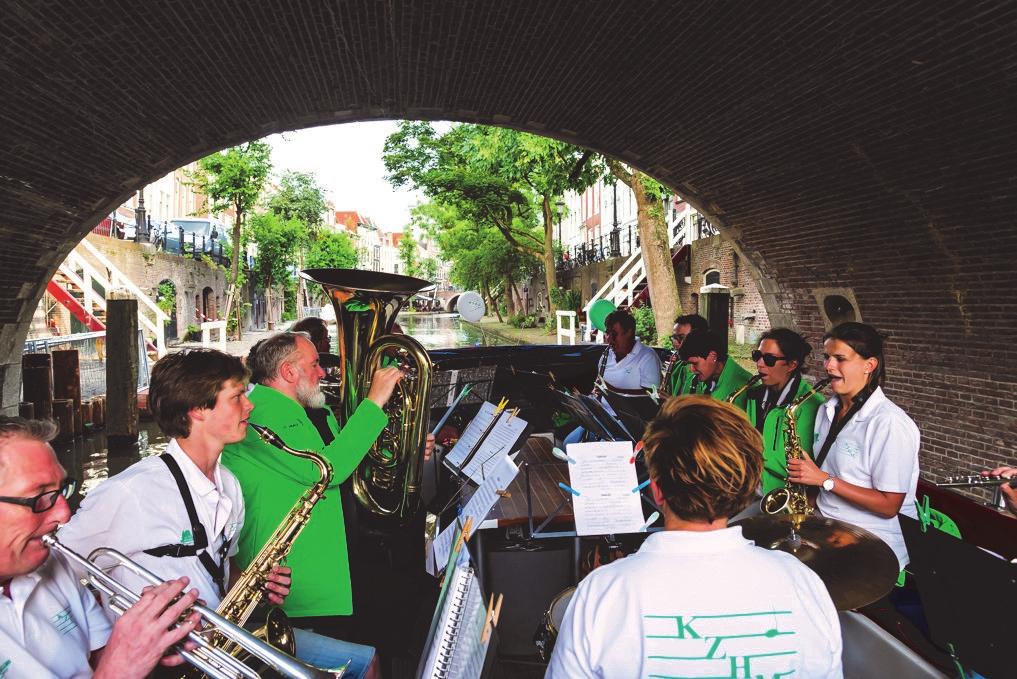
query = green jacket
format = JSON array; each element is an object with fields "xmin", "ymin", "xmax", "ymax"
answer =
[
  {"xmin": 666, "ymin": 361, "xmax": 696, "ymax": 396},
  {"xmin": 690, "ymin": 358, "xmax": 754, "ymax": 409},
  {"xmin": 745, "ymin": 378, "xmax": 825, "ymax": 494},
  {"xmin": 221, "ymin": 384, "xmax": 387, "ymax": 617}
]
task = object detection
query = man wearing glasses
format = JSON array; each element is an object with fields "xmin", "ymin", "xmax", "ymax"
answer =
[
  {"xmin": 664, "ymin": 314, "xmax": 708, "ymax": 396},
  {"xmin": 678, "ymin": 329, "xmax": 753, "ymax": 408},
  {"xmin": 0, "ymin": 417, "xmax": 200, "ymax": 678},
  {"xmin": 743, "ymin": 329, "xmax": 826, "ymax": 495}
]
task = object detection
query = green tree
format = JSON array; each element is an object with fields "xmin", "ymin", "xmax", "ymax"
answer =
[
  {"xmin": 397, "ymin": 227, "xmax": 420, "ymax": 277},
  {"xmin": 307, "ymin": 229, "xmax": 359, "ymax": 270},
  {"xmin": 247, "ymin": 212, "xmax": 306, "ymax": 328},
  {"xmin": 268, "ymin": 170, "xmax": 330, "ymax": 316},
  {"xmin": 605, "ymin": 160, "xmax": 681, "ymax": 342},
  {"xmin": 190, "ymin": 141, "xmax": 272, "ymax": 339},
  {"xmin": 420, "ymin": 257, "xmax": 439, "ymax": 282}
]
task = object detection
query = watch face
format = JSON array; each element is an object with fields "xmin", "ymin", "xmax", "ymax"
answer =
[{"xmin": 823, "ymin": 478, "xmax": 834, "ymax": 491}]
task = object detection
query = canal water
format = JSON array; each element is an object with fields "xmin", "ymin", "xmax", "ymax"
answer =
[{"xmin": 55, "ymin": 312, "xmax": 510, "ymax": 502}]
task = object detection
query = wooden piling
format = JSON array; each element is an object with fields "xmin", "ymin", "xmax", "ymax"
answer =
[
  {"xmin": 106, "ymin": 297, "xmax": 139, "ymax": 445},
  {"xmin": 52, "ymin": 399, "xmax": 75, "ymax": 441},
  {"xmin": 21, "ymin": 353, "xmax": 54, "ymax": 420},
  {"xmin": 52, "ymin": 349, "xmax": 82, "ymax": 435}
]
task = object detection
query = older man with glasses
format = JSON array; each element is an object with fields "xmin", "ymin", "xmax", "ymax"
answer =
[{"xmin": 0, "ymin": 416, "xmax": 200, "ymax": 678}]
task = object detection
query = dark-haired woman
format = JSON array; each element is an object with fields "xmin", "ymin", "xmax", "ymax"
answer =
[
  {"xmin": 787, "ymin": 322, "xmax": 920, "ymax": 570},
  {"xmin": 744, "ymin": 329, "xmax": 826, "ymax": 496}
]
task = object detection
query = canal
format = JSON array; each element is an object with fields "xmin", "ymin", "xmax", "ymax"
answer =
[{"xmin": 55, "ymin": 312, "xmax": 512, "ymax": 502}]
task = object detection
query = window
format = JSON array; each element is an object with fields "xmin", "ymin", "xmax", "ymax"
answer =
[{"xmin": 704, "ymin": 269, "xmax": 721, "ymax": 286}]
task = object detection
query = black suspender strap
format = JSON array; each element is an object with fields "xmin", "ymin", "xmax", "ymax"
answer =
[
  {"xmin": 142, "ymin": 455, "xmax": 230, "ymax": 597},
  {"xmin": 813, "ymin": 385, "xmax": 875, "ymax": 470}
]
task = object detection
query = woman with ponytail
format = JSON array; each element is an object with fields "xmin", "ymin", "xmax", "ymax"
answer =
[{"xmin": 786, "ymin": 322, "xmax": 920, "ymax": 569}]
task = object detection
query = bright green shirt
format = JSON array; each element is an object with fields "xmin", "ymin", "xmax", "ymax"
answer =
[
  {"xmin": 666, "ymin": 361, "xmax": 696, "ymax": 396},
  {"xmin": 221, "ymin": 384, "xmax": 386, "ymax": 617},
  {"xmin": 745, "ymin": 378, "xmax": 825, "ymax": 494},
  {"xmin": 690, "ymin": 358, "xmax": 754, "ymax": 409}
]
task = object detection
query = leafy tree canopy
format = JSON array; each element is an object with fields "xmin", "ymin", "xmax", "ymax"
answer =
[
  {"xmin": 307, "ymin": 229, "xmax": 359, "ymax": 270},
  {"xmin": 247, "ymin": 212, "xmax": 305, "ymax": 289},
  {"xmin": 192, "ymin": 141, "xmax": 272, "ymax": 220},
  {"xmin": 397, "ymin": 226, "xmax": 420, "ymax": 278},
  {"xmin": 268, "ymin": 170, "xmax": 329, "ymax": 234}
]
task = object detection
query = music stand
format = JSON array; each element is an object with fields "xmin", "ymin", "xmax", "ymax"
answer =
[
  {"xmin": 599, "ymin": 390, "xmax": 659, "ymax": 441},
  {"xmin": 900, "ymin": 514, "xmax": 1014, "ymax": 678}
]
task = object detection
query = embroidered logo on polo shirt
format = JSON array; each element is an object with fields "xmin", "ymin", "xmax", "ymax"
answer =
[
  {"xmin": 181, "ymin": 529, "xmax": 195, "ymax": 545},
  {"xmin": 51, "ymin": 607, "xmax": 78, "ymax": 635},
  {"xmin": 837, "ymin": 441, "xmax": 861, "ymax": 457},
  {"xmin": 225, "ymin": 522, "xmax": 240, "ymax": 539},
  {"xmin": 0, "ymin": 659, "xmax": 11, "ymax": 678}
]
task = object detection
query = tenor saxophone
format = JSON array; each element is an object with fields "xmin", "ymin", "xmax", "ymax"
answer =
[
  {"xmin": 760, "ymin": 378, "xmax": 831, "ymax": 528},
  {"xmin": 197, "ymin": 422, "xmax": 334, "ymax": 674}
]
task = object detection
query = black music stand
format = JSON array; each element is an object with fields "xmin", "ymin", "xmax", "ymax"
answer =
[
  {"xmin": 599, "ymin": 390, "xmax": 659, "ymax": 441},
  {"xmin": 900, "ymin": 515, "xmax": 1014, "ymax": 679},
  {"xmin": 549, "ymin": 388, "xmax": 631, "ymax": 441}
]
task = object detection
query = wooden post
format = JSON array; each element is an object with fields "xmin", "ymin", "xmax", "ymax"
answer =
[
  {"xmin": 52, "ymin": 399, "xmax": 75, "ymax": 442},
  {"xmin": 106, "ymin": 297, "xmax": 139, "ymax": 445},
  {"xmin": 18, "ymin": 402, "xmax": 34, "ymax": 419},
  {"xmin": 90, "ymin": 397, "xmax": 105, "ymax": 427},
  {"xmin": 52, "ymin": 349, "xmax": 83, "ymax": 436},
  {"xmin": 21, "ymin": 353, "xmax": 54, "ymax": 420},
  {"xmin": 80, "ymin": 400, "xmax": 92, "ymax": 430}
]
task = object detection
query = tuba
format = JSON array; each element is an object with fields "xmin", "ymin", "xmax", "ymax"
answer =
[
  {"xmin": 760, "ymin": 377, "xmax": 832, "ymax": 528},
  {"xmin": 301, "ymin": 268, "xmax": 434, "ymax": 522}
]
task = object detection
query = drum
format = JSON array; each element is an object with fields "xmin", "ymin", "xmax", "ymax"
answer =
[{"xmin": 534, "ymin": 587, "xmax": 575, "ymax": 662}]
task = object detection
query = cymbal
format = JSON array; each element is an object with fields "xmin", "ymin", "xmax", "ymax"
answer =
[{"xmin": 732, "ymin": 514, "xmax": 899, "ymax": 610}]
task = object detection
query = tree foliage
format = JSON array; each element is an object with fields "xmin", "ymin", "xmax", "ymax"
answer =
[
  {"xmin": 268, "ymin": 171, "xmax": 329, "ymax": 236},
  {"xmin": 307, "ymin": 229, "xmax": 359, "ymax": 270},
  {"xmin": 397, "ymin": 227, "xmax": 420, "ymax": 277},
  {"xmin": 247, "ymin": 212, "xmax": 305, "ymax": 325}
]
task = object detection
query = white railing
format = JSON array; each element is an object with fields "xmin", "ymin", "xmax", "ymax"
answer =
[
  {"xmin": 556, "ymin": 310, "xmax": 577, "ymax": 345},
  {"xmin": 59, "ymin": 239, "xmax": 169, "ymax": 357},
  {"xmin": 583, "ymin": 204, "xmax": 695, "ymax": 320}
]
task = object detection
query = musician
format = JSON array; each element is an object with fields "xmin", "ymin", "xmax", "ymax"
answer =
[
  {"xmin": 744, "ymin": 328, "xmax": 825, "ymax": 495},
  {"xmin": 787, "ymin": 322, "xmax": 920, "ymax": 570},
  {"xmin": 0, "ymin": 416, "xmax": 201, "ymax": 679},
  {"xmin": 983, "ymin": 466, "xmax": 1017, "ymax": 515},
  {"xmin": 664, "ymin": 313, "xmax": 708, "ymax": 396},
  {"xmin": 547, "ymin": 397, "xmax": 842, "ymax": 678},
  {"xmin": 677, "ymin": 328, "xmax": 753, "ymax": 407},
  {"xmin": 291, "ymin": 316, "xmax": 331, "ymax": 353},
  {"xmin": 59, "ymin": 350, "xmax": 379, "ymax": 678},
  {"xmin": 221, "ymin": 332, "xmax": 431, "ymax": 646}
]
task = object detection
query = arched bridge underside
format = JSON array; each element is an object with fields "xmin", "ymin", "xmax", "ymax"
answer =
[{"xmin": 2, "ymin": 1, "xmax": 1015, "ymax": 475}]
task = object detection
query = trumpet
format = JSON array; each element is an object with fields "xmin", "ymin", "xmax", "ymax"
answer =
[{"xmin": 42, "ymin": 535, "xmax": 338, "ymax": 679}]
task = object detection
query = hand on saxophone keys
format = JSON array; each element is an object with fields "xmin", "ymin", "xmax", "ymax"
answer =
[
  {"xmin": 786, "ymin": 455, "xmax": 828, "ymax": 488},
  {"xmin": 262, "ymin": 564, "xmax": 292, "ymax": 606}
]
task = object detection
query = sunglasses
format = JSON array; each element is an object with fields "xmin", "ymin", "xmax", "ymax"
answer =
[
  {"xmin": 0, "ymin": 478, "xmax": 77, "ymax": 513},
  {"xmin": 751, "ymin": 350, "xmax": 788, "ymax": 367}
]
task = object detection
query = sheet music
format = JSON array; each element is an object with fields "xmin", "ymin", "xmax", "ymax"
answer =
[
  {"xmin": 433, "ymin": 455, "xmax": 519, "ymax": 568},
  {"xmin": 566, "ymin": 441, "xmax": 646, "ymax": 536},
  {"xmin": 460, "ymin": 413, "xmax": 527, "ymax": 483},
  {"xmin": 444, "ymin": 574, "xmax": 490, "ymax": 678},
  {"xmin": 444, "ymin": 401, "xmax": 499, "ymax": 469}
]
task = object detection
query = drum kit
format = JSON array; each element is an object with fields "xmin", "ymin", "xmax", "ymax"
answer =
[{"xmin": 533, "ymin": 514, "xmax": 900, "ymax": 661}]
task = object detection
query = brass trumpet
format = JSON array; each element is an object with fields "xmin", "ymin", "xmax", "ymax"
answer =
[{"xmin": 42, "ymin": 535, "xmax": 338, "ymax": 679}]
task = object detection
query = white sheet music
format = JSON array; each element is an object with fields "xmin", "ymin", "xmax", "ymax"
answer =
[
  {"xmin": 444, "ymin": 401, "xmax": 500, "ymax": 469},
  {"xmin": 433, "ymin": 455, "xmax": 520, "ymax": 568},
  {"xmin": 567, "ymin": 441, "xmax": 646, "ymax": 536},
  {"xmin": 460, "ymin": 413, "xmax": 527, "ymax": 483}
]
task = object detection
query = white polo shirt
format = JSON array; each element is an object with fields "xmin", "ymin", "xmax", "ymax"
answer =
[
  {"xmin": 59, "ymin": 439, "xmax": 245, "ymax": 610},
  {"xmin": 547, "ymin": 528, "xmax": 842, "ymax": 679},
  {"xmin": 0, "ymin": 551, "xmax": 112, "ymax": 678},
  {"xmin": 603, "ymin": 338, "xmax": 662, "ymax": 390},
  {"xmin": 814, "ymin": 387, "xmax": 920, "ymax": 569}
]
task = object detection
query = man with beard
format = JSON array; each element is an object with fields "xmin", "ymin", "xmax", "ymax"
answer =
[{"xmin": 221, "ymin": 332, "xmax": 422, "ymax": 651}]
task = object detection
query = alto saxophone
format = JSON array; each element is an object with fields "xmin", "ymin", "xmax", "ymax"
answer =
[
  {"xmin": 760, "ymin": 378, "xmax": 831, "ymax": 528},
  {"xmin": 197, "ymin": 422, "xmax": 334, "ymax": 675},
  {"xmin": 726, "ymin": 373, "xmax": 763, "ymax": 403}
]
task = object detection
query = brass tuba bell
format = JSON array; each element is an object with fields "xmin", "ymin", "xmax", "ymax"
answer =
[{"xmin": 300, "ymin": 268, "xmax": 434, "ymax": 522}]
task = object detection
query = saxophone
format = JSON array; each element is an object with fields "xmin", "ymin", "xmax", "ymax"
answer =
[
  {"xmin": 197, "ymin": 422, "xmax": 334, "ymax": 673},
  {"xmin": 760, "ymin": 378, "xmax": 831, "ymax": 528},
  {"xmin": 726, "ymin": 373, "xmax": 763, "ymax": 403}
]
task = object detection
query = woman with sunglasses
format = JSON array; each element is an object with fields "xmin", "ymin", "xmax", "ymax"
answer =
[
  {"xmin": 743, "ymin": 329, "xmax": 826, "ymax": 495},
  {"xmin": 786, "ymin": 322, "xmax": 920, "ymax": 570}
]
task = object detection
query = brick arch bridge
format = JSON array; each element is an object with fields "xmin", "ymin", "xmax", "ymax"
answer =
[{"xmin": 2, "ymin": 1, "xmax": 1015, "ymax": 476}]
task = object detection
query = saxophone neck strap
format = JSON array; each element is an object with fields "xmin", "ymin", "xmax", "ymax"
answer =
[{"xmin": 142, "ymin": 454, "xmax": 231, "ymax": 597}]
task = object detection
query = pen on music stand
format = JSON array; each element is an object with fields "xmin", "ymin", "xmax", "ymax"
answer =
[{"xmin": 552, "ymin": 447, "xmax": 577, "ymax": 464}]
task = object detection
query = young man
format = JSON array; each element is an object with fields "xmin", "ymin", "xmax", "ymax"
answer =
[
  {"xmin": 0, "ymin": 417, "xmax": 199, "ymax": 679},
  {"xmin": 221, "ymin": 333, "xmax": 429, "ymax": 646},
  {"xmin": 743, "ymin": 328, "xmax": 826, "ymax": 495},
  {"xmin": 664, "ymin": 313, "xmax": 708, "ymax": 396},
  {"xmin": 547, "ymin": 397, "xmax": 843, "ymax": 678},
  {"xmin": 59, "ymin": 349, "xmax": 378, "ymax": 678},
  {"xmin": 678, "ymin": 328, "xmax": 753, "ymax": 408}
]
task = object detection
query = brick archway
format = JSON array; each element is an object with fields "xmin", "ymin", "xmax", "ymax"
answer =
[{"xmin": 2, "ymin": 1, "xmax": 1016, "ymax": 476}]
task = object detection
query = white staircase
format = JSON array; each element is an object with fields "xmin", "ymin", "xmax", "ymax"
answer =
[
  {"xmin": 58, "ymin": 239, "xmax": 169, "ymax": 357},
  {"xmin": 583, "ymin": 203, "xmax": 696, "ymax": 316}
]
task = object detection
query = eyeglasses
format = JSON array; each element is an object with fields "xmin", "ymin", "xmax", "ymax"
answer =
[
  {"xmin": 0, "ymin": 478, "xmax": 77, "ymax": 513},
  {"xmin": 671, "ymin": 333, "xmax": 687, "ymax": 344},
  {"xmin": 751, "ymin": 350, "xmax": 788, "ymax": 367}
]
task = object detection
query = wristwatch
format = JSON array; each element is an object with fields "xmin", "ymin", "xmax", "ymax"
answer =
[{"xmin": 822, "ymin": 474, "xmax": 836, "ymax": 492}]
